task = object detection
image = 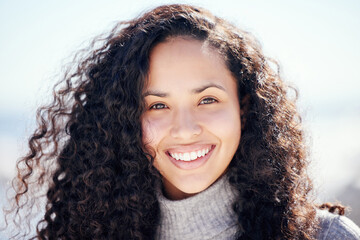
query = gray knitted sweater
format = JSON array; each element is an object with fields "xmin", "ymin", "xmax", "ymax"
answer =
[{"xmin": 156, "ymin": 175, "xmax": 360, "ymax": 240}]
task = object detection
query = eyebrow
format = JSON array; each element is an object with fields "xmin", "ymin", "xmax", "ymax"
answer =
[
  {"xmin": 143, "ymin": 90, "xmax": 168, "ymax": 98},
  {"xmin": 143, "ymin": 83, "xmax": 226, "ymax": 97},
  {"xmin": 192, "ymin": 83, "xmax": 226, "ymax": 94}
]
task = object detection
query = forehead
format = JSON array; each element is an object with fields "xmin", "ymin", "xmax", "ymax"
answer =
[
  {"xmin": 150, "ymin": 37, "xmax": 222, "ymax": 66},
  {"xmin": 146, "ymin": 37, "xmax": 235, "ymax": 91}
]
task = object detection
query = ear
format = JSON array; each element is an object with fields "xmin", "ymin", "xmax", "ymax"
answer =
[{"xmin": 240, "ymin": 94, "xmax": 250, "ymax": 131}]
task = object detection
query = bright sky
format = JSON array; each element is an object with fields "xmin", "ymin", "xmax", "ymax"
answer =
[
  {"xmin": 0, "ymin": 0, "xmax": 360, "ymax": 197},
  {"xmin": 1, "ymin": 0, "xmax": 359, "ymax": 113}
]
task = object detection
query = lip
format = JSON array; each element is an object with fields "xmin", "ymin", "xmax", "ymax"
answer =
[{"xmin": 166, "ymin": 145, "xmax": 215, "ymax": 170}]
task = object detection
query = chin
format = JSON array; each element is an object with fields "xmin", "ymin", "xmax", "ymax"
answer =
[
  {"xmin": 180, "ymin": 184, "xmax": 208, "ymax": 194},
  {"xmin": 175, "ymin": 175, "xmax": 216, "ymax": 194}
]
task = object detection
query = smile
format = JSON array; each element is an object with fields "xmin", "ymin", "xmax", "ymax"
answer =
[
  {"xmin": 166, "ymin": 145, "xmax": 215, "ymax": 170},
  {"xmin": 168, "ymin": 146, "xmax": 212, "ymax": 161}
]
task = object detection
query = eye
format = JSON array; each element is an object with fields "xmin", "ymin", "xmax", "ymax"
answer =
[
  {"xmin": 149, "ymin": 103, "xmax": 168, "ymax": 110},
  {"xmin": 199, "ymin": 97, "xmax": 218, "ymax": 105}
]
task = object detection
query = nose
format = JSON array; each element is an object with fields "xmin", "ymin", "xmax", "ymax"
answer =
[{"xmin": 170, "ymin": 108, "xmax": 202, "ymax": 139}]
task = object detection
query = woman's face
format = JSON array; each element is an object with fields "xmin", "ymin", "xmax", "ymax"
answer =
[{"xmin": 141, "ymin": 37, "xmax": 241, "ymax": 200}]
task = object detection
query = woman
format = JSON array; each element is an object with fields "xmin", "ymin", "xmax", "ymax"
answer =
[{"xmin": 4, "ymin": 4, "xmax": 360, "ymax": 240}]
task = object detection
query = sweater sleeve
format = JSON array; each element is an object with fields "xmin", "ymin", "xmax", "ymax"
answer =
[{"xmin": 316, "ymin": 209, "xmax": 360, "ymax": 240}]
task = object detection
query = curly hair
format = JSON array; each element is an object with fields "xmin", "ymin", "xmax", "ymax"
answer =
[{"xmin": 5, "ymin": 4, "xmax": 328, "ymax": 239}]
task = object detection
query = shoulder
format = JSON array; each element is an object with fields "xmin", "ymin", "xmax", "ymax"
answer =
[{"xmin": 316, "ymin": 209, "xmax": 360, "ymax": 240}]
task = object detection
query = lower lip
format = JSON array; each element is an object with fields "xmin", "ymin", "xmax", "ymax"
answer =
[{"xmin": 167, "ymin": 145, "xmax": 215, "ymax": 170}]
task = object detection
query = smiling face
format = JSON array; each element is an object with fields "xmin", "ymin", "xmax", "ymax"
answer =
[{"xmin": 141, "ymin": 37, "xmax": 241, "ymax": 200}]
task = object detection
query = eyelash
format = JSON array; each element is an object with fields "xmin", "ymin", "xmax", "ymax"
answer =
[
  {"xmin": 149, "ymin": 103, "xmax": 168, "ymax": 110},
  {"xmin": 148, "ymin": 97, "xmax": 218, "ymax": 110},
  {"xmin": 199, "ymin": 97, "xmax": 218, "ymax": 105}
]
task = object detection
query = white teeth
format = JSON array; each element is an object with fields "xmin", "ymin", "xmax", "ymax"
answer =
[
  {"xmin": 169, "ymin": 146, "xmax": 212, "ymax": 161},
  {"xmin": 183, "ymin": 153, "xmax": 190, "ymax": 161},
  {"xmin": 201, "ymin": 149, "xmax": 206, "ymax": 156},
  {"xmin": 205, "ymin": 148, "xmax": 210, "ymax": 154}
]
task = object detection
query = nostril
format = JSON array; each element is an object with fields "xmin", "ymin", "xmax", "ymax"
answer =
[{"xmin": 170, "ymin": 124, "xmax": 202, "ymax": 139}]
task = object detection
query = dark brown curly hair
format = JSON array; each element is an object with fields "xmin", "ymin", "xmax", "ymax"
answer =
[{"xmin": 4, "ymin": 4, "xmax": 339, "ymax": 239}]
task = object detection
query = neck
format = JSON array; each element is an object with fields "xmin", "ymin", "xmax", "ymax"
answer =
[{"xmin": 156, "ymin": 174, "xmax": 242, "ymax": 239}]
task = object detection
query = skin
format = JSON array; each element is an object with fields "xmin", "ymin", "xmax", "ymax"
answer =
[{"xmin": 141, "ymin": 37, "xmax": 241, "ymax": 200}]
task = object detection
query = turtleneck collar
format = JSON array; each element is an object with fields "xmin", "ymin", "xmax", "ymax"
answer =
[{"xmin": 156, "ymin": 174, "xmax": 241, "ymax": 240}]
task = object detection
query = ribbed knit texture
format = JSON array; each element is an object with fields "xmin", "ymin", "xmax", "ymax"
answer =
[{"xmin": 156, "ymin": 174, "xmax": 241, "ymax": 240}]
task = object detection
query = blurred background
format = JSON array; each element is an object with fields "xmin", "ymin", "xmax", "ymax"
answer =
[{"xmin": 1, "ymin": 0, "xmax": 359, "ymax": 237}]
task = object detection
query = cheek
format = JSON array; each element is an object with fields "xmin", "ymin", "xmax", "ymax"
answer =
[
  {"xmin": 142, "ymin": 116, "xmax": 171, "ymax": 170},
  {"xmin": 141, "ymin": 119, "xmax": 153, "ymax": 146},
  {"xmin": 141, "ymin": 115, "xmax": 170, "ymax": 148},
  {"xmin": 200, "ymin": 107, "xmax": 241, "ymax": 140}
]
